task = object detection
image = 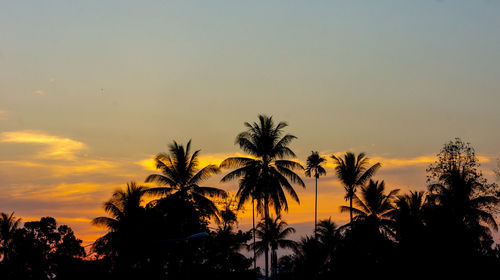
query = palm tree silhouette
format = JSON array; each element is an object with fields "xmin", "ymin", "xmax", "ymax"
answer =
[
  {"xmin": 392, "ymin": 191, "xmax": 429, "ymax": 267},
  {"xmin": 220, "ymin": 114, "xmax": 304, "ymax": 279},
  {"xmin": 428, "ymin": 168, "xmax": 498, "ymax": 230},
  {"xmin": 145, "ymin": 140, "xmax": 227, "ymax": 221},
  {"xmin": 427, "ymin": 168, "xmax": 499, "ymax": 256},
  {"xmin": 331, "ymin": 152, "xmax": 381, "ymax": 227},
  {"xmin": 0, "ymin": 212, "xmax": 21, "ymax": 263},
  {"xmin": 92, "ymin": 181, "xmax": 149, "ymax": 275},
  {"xmin": 252, "ymin": 215, "xmax": 297, "ymax": 279},
  {"xmin": 340, "ymin": 180, "xmax": 399, "ymax": 236},
  {"xmin": 305, "ymin": 151, "xmax": 327, "ymax": 236},
  {"xmin": 92, "ymin": 182, "xmax": 147, "ymax": 250},
  {"xmin": 315, "ymin": 217, "xmax": 338, "ymax": 269},
  {"xmin": 392, "ymin": 191, "xmax": 428, "ymax": 240}
]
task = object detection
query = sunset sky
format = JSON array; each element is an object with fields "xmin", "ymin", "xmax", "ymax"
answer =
[{"xmin": 1, "ymin": 1, "xmax": 500, "ymax": 246}]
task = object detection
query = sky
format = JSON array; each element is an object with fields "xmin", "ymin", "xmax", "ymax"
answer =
[{"xmin": 1, "ymin": 0, "xmax": 500, "ymax": 249}]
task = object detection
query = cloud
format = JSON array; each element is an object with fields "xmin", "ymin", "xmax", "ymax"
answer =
[
  {"xmin": 1, "ymin": 146, "xmax": 496, "ymax": 246},
  {"xmin": 34, "ymin": 89, "xmax": 45, "ymax": 95},
  {"xmin": 0, "ymin": 131, "xmax": 87, "ymax": 160},
  {"xmin": 0, "ymin": 110, "xmax": 7, "ymax": 120},
  {"xmin": 325, "ymin": 153, "xmax": 492, "ymax": 170},
  {"xmin": 136, "ymin": 152, "xmax": 248, "ymax": 171}
]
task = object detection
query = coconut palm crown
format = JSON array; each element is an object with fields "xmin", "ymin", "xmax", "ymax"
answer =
[{"xmin": 145, "ymin": 140, "xmax": 227, "ymax": 220}]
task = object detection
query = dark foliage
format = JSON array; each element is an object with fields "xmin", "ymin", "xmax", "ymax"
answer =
[
  {"xmin": 2, "ymin": 131, "xmax": 499, "ymax": 279},
  {"xmin": 0, "ymin": 215, "xmax": 85, "ymax": 280}
]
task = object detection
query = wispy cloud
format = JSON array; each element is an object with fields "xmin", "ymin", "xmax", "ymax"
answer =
[
  {"xmin": 0, "ymin": 131, "xmax": 87, "ymax": 160},
  {"xmin": 1, "ymin": 145, "xmax": 496, "ymax": 246},
  {"xmin": 34, "ymin": 89, "xmax": 45, "ymax": 95},
  {"xmin": 324, "ymin": 153, "xmax": 491, "ymax": 170},
  {"xmin": 136, "ymin": 152, "xmax": 248, "ymax": 171}
]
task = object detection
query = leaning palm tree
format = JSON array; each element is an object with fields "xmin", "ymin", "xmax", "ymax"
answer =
[
  {"xmin": 305, "ymin": 151, "xmax": 327, "ymax": 235},
  {"xmin": 0, "ymin": 212, "xmax": 21, "ymax": 263},
  {"xmin": 252, "ymin": 215, "xmax": 297, "ymax": 279},
  {"xmin": 220, "ymin": 115, "xmax": 305, "ymax": 279},
  {"xmin": 331, "ymin": 152, "xmax": 381, "ymax": 226},
  {"xmin": 145, "ymin": 140, "xmax": 227, "ymax": 221},
  {"xmin": 340, "ymin": 180, "xmax": 399, "ymax": 236}
]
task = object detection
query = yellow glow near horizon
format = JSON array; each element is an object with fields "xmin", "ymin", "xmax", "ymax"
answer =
[{"xmin": 1, "ymin": 130, "xmax": 498, "ymax": 246}]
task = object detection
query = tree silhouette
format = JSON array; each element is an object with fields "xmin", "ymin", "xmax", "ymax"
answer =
[
  {"xmin": 305, "ymin": 151, "xmax": 327, "ymax": 235},
  {"xmin": 220, "ymin": 114, "xmax": 304, "ymax": 279},
  {"xmin": 145, "ymin": 140, "xmax": 226, "ymax": 221},
  {"xmin": 392, "ymin": 191, "xmax": 428, "ymax": 245},
  {"xmin": 252, "ymin": 215, "xmax": 297, "ymax": 279},
  {"xmin": 203, "ymin": 197, "xmax": 256, "ymax": 279},
  {"xmin": 0, "ymin": 212, "xmax": 21, "ymax": 264},
  {"xmin": 1, "ymin": 216, "xmax": 85, "ymax": 280},
  {"xmin": 428, "ymin": 168, "xmax": 499, "ymax": 257},
  {"xmin": 92, "ymin": 182, "xmax": 148, "ymax": 276},
  {"xmin": 315, "ymin": 218, "xmax": 338, "ymax": 271},
  {"xmin": 422, "ymin": 138, "xmax": 500, "ymax": 272},
  {"xmin": 331, "ymin": 152, "xmax": 381, "ymax": 227},
  {"xmin": 340, "ymin": 180, "xmax": 399, "ymax": 236}
]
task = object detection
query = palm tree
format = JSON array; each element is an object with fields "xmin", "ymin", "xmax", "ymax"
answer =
[
  {"xmin": 0, "ymin": 212, "xmax": 21, "ymax": 263},
  {"xmin": 220, "ymin": 115, "xmax": 305, "ymax": 279},
  {"xmin": 340, "ymin": 180, "xmax": 399, "ymax": 236},
  {"xmin": 253, "ymin": 215, "xmax": 297, "ymax": 279},
  {"xmin": 315, "ymin": 218, "xmax": 338, "ymax": 268},
  {"xmin": 427, "ymin": 168, "xmax": 499, "ymax": 255},
  {"xmin": 391, "ymin": 191, "xmax": 429, "ymax": 266},
  {"xmin": 305, "ymin": 151, "xmax": 327, "ymax": 235},
  {"xmin": 92, "ymin": 182, "xmax": 148, "ymax": 263},
  {"xmin": 145, "ymin": 140, "xmax": 227, "ymax": 221},
  {"xmin": 331, "ymin": 152, "xmax": 381, "ymax": 227},
  {"xmin": 392, "ymin": 191, "xmax": 428, "ymax": 242}
]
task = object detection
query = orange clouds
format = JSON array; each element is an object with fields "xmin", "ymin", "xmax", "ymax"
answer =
[
  {"xmin": 136, "ymin": 152, "xmax": 250, "ymax": 171},
  {"xmin": 0, "ymin": 131, "xmax": 87, "ymax": 160},
  {"xmin": 1, "ymin": 131, "xmax": 497, "ymax": 246}
]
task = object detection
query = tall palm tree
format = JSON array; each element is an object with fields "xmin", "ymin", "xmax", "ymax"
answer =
[
  {"xmin": 253, "ymin": 215, "xmax": 297, "ymax": 279},
  {"xmin": 331, "ymin": 152, "xmax": 381, "ymax": 226},
  {"xmin": 145, "ymin": 140, "xmax": 227, "ymax": 220},
  {"xmin": 340, "ymin": 180, "xmax": 399, "ymax": 236},
  {"xmin": 305, "ymin": 151, "xmax": 327, "ymax": 235},
  {"xmin": 220, "ymin": 114, "xmax": 305, "ymax": 279},
  {"xmin": 0, "ymin": 212, "xmax": 21, "ymax": 263}
]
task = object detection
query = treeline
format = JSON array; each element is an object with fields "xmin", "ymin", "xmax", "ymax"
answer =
[
  {"xmin": 1, "ymin": 115, "xmax": 499, "ymax": 279},
  {"xmin": 0, "ymin": 215, "xmax": 89, "ymax": 279}
]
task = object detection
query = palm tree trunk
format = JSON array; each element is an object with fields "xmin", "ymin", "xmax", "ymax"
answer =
[
  {"xmin": 315, "ymin": 176, "xmax": 318, "ymax": 237},
  {"xmin": 350, "ymin": 195, "xmax": 353, "ymax": 227},
  {"xmin": 253, "ymin": 198, "xmax": 256, "ymax": 271},
  {"xmin": 264, "ymin": 195, "xmax": 269, "ymax": 280},
  {"xmin": 271, "ymin": 249, "xmax": 277, "ymax": 279}
]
